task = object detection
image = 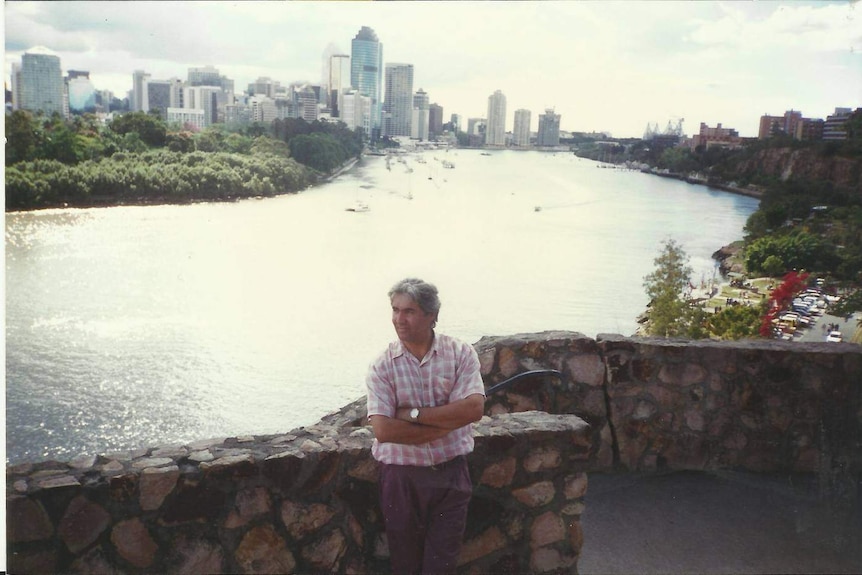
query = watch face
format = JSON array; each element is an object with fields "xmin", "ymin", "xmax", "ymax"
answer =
[{"xmin": 410, "ymin": 408, "xmax": 419, "ymax": 420}]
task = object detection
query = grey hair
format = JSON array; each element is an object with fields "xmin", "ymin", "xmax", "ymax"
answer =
[{"xmin": 388, "ymin": 278, "xmax": 441, "ymax": 316}]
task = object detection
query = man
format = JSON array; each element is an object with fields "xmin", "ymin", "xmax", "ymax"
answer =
[{"xmin": 366, "ymin": 278, "xmax": 486, "ymax": 574}]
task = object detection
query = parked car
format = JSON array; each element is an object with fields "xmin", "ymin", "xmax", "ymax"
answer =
[{"xmin": 826, "ymin": 331, "xmax": 843, "ymax": 343}]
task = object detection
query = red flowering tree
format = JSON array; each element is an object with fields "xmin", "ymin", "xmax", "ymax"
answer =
[{"xmin": 759, "ymin": 271, "xmax": 810, "ymax": 337}]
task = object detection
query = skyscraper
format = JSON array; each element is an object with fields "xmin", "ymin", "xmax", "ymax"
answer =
[
  {"xmin": 132, "ymin": 70, "xmax": 150, "ymax": 112},
  {"xmin": 513, "ymin": 109, "xmax": 532, "ymax": 147},
  {"xmin": 351, "ymin": 26, "xmax": 383, "ymax": 138},
  {"xmin": 383, "ymin": 63, "xmax": 413, "ymax": 137},
  {"xmin": 412, "ymin": 89, "xmax": 429, "ymax": 140},
  {"xmin": 68, "ymin": 72, "xmax": 97, "ymax": 113},
  {"xmin": 328, "ymin": 54, "xmax": 350, "ymax": 117},
  {"xmin": 18, "ymin": 52, "xmax": 64, "ymax": 116},
  {"xmin": 486, "ymin": 90, "xmax": 507, "ymax": 146},
  {"xmin": 537, "ymin": 108, "xmax": 561, "ymax": 146},
  {"xmin": 429, "ymin": 103, "xmax": 443, "ymax": 137}
]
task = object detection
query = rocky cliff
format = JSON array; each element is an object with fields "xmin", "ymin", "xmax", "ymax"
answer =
[{"xmin": 732, "ymin": 147, "xmax": 862, "ymax": 193}]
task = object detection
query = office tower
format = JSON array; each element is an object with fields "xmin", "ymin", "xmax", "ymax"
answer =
[
  {"xmin": 248, "ymin": 77, "xmax": 277, "ymax": 99},
  {"xmin": 10, "ymin": 63, "xmax": 21, "ymax": 110},
  {"xmin": 294, "ymin": 85, "xmax": 319, "ymax": 122},
  {"xmin": 351, "ymin": 26, "xmax": 383, "ymax": 137},
  {"xmin": 18, "ymin": 52, "xmax": 65, "ymax": 115},
  {"xmin": 328, "ymin": 53, "xmax": 350, "ymax": 117},
  {"xmin": 142, "ymin": 78, "xmax": 183, "ymax": 119},
  {"xmin": 513, "ymin": 109, "xmax": 532, "ymax": 147},
  {"xmin": 68, "ymin": 74, "xmax": 97, "ymax": 113},
  {"xmin": 132, "ymin": 70, "xmax": 150, "ymax": 112},
  {"xmin": 183, "ymin": 86, "xmax": 220, "ymax": 125},
  {"xmin": 383, "ymin": 63, "xmax": 414, "ymax": 137},
  {"xmin": 537, "ymin": 108, "xmax": 561, "ymax": 146},
  {"xmin": 451, "ymin": 113, "xmax": 462, "ymax": 133},
  {"xmin": 188, "ymin": 65, "xmax": 234, "ymax": 116},
  {"xmin": 188, "ymin": 65, "xmax": 222, "ymax": 87},
  {"xmin": 429, "ymin": 103, "xmax": 443, "ymax": 137},
  {"xmin": 321, "ymin": 44, "xmax": 343, "ymax": 107},
  {"xmin": 341, "ymin": 89, "xmax": 372, "ymax": 134},
  {"xmin": 485, "ymin": 90, "xmax": 507, "ymax": 146}
]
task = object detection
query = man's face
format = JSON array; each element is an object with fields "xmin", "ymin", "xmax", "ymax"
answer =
[{"xmin": 391, "ymin": 293, "xmax": 436, "ymax": 345}]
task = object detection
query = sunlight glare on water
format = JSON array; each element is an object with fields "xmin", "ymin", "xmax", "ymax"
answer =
[{"xmin": 5, "ymin": 150, "xmax": 758, "ymax": 462}]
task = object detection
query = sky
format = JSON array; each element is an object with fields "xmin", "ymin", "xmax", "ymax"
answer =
[{"xmin": 3, "ymin": 0, "xmax": 861, "ymax": 138}]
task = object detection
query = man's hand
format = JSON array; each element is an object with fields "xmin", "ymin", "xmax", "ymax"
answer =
[
  {"xmin": 369, "ymin": 415, "xmax": 452, "ymax": 445},
  {"xmin": 395, "ymin": 394, "xmax": 485, "ymax": 430}
]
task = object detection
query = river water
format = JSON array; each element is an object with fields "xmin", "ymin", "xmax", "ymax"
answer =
[{"xmin": 5, "ymin": 149, "xmax": 759, "ymax": 463}]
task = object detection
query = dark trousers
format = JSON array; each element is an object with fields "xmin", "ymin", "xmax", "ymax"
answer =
[{"xmin": 379, "ymin": 456, "xmax": 472, "ymax": 575}]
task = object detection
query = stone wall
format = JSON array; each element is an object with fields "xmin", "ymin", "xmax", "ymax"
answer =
[
  {"xmin": 6, "ymin": 411, "xmax": 590, "ymax": 574},
  {"xmin": 476, "ymin": 331, "xmax": 861, "ymax": 480},
  {"xmin": 8, "ymin": 331, "xmax": 862, "ymax": 573}
]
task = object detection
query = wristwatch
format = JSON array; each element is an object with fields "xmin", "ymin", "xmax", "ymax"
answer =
[{"xmin": 410, "ymin": 408, "xmax": 420, "ymax": 421}]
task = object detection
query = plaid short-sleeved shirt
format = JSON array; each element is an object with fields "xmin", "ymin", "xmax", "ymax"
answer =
[{"xmin": 366, "ymin": 332, "xmax": 486, "ymax": 466}]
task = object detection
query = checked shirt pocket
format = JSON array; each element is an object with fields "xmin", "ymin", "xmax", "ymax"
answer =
[{"xmin": 432, "ymin": 376, "xmax": 455, "ymax": 403}]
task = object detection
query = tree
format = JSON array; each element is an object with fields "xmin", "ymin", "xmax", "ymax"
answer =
[
  {"xmin": 108, "ymin": 112, "xmax": 167, "ymax": 148},
  {"xmin": 288, "ymin": 133, "xmax": 344, "ymax": 173},
  {"xmin": 708, "ymin": 305, "xmax": 764, "ymax": 340},
  {"xmin": 759, "ymin": 271, "xmax": 809, "ymax": 337},
  {"xmin": 643, "ymin": 239, "xmax": 698, "ymax": 337},
  {"xmin": 5, "ymin": 110, "xmax": 39, "ymax": 165},
  {"xmin": 762, "ymin": 255, "xmax": 785, "ymax": 277}
]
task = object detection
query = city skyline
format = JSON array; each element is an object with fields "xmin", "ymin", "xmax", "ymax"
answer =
[{"xmin": 4, "ymin": 1, "xmax": 860, "ymax": 138}]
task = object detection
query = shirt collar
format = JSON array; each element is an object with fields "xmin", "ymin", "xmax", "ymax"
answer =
[{"xmin": 390, "ymin": 331, "xmax": 439, "ymax": 361}]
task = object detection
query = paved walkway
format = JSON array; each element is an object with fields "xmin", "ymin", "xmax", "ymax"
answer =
[{"xmin": 578, "ymin": 471, "xmax": 862, "ymax": 575}]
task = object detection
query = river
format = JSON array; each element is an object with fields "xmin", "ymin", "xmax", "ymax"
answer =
[{"xmin": 5, "ymin": 149, "xmax": 759, "ymax": 463}]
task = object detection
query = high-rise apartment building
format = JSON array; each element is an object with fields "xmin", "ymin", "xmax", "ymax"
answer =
[
  {"xmin": 823, "ymin": 108, "xmax": 852, "ymax": 141},
  {"xmin": 411, "ymin": 89, "xmax": 429, "ymax": 140},
  {"xmin": 383, "ymin": 63, "xmax": 414, "ymax": 137},
  {"xmin": 688, "ymin": 122, "xmax": 742, "ymax": 150},
  {"xmin": 351, "ymin": 26, "xmax": 383, "ymax": 137},
  {"xmin": 294, "ymin": 84, "xmax": 319, "ymax": 122},
  {"xmin": 485, "ymin": 90, "xmax": 507, "ymax": 146},
  {"xmin": 758, "ymin": 110, "xmax": 803, "ymax": 139},
  {"xmin": 17, "ymin": 52, "xmax": 65, "ymax": 116},
  {"xmin": 513, "ymin": 109, "xmax": 532, "ymax": 147},
  {"xmin": 537, "ymin": 108, "xmax": 561, "ymax": 146}
]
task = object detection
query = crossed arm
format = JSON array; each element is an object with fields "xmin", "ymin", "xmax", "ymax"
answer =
[{"xmin": 369, "ymin": 393, "xmax": 485, "ymax": 445}]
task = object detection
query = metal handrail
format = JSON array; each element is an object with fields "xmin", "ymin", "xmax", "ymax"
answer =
[{"xmin": 485, "ymin": 369, "xmax": 563, "ymax": 396}]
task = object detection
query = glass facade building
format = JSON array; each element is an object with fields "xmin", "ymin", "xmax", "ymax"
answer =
[
  {"xmin": 19, "ymin": 53, "xmax": 64, "ymax": 115},
  {"xmin": 350, "ymin": 26, "xmax": 383, "ymax": 137}
]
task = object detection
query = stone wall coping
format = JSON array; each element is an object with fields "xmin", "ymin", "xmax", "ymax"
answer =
[{"xmin": 6, "ymin": 412, "xmax": 589, "ymax": 496}]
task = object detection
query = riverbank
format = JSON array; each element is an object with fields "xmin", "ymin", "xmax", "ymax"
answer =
[{"xmin": 647, "ymin": 169, "xmax": 765, "ymax": 200}]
